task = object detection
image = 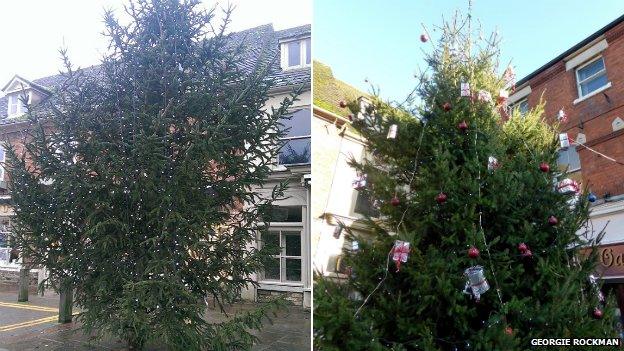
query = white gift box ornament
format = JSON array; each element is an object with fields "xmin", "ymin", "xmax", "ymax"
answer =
[
  {"xmin": 503, "ymin": 65, "xmax": 516, "ymax": 87},
  {"xmin": 477, "ymin": 90, "xmax": 492, "ymax": 103},
  {"xmin": 488, "ymin": 156, "xmax": 499, "ymax": 171},
  {"xmin": 498, "ymin": 89, "xmax": 509, "ymax": 105},
  {"xmin": 463, "ymin": 265, "xmax": 489, "ymax": 301},
  {"xmin": 357, "ymin": 98, "xmax": 371, "ymax": 121},
  {"xmin": 352, "ymin": 174, "xmax": 367, "ymax": 190},
  {"xmin": 557, "ymin": 178, "xmax": 580, "ymax": 195},
  {"xmin": 461, "ymin": 82, "xmax": 471, "ymax": 97},
  {"xmin": 558, "ymin": 109, "xmax": 568, "ymax": 123},
  {"xmin": 559, "ymin": 133, "xmax": 570, "ymax": 149},
  {"xmin": 391, "ymin": 240, "xmax": 410, "ymax": 272},
  {"xmin": 387, "ymin": 124, "xmax": 398, "ymax": 139}
]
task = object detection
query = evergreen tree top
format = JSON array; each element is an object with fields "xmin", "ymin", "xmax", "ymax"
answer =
[{"xmin": 0, "ymin": 22, "xmax": 310, "ymax": 124}]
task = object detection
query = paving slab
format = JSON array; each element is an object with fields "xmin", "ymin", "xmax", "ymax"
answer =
[{"xmin": 0, "ymin": 289, "xmax": 310, "ymax": 350}]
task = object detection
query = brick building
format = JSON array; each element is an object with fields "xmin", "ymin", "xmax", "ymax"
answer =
[
  {"xmin": 509, "ymin": 14, "xmax": 624, "ymax": 317},
  {"xmin": 0, "ymin": 24, "xmax": 312, "ymax": 307}
]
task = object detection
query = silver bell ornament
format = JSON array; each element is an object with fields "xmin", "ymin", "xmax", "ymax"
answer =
[
  {"xmin": 463, "ymin": 265, "xmax": 489, "ymax": 301},
  {"xmin": 589, "ymin": 274, "xmax": 606, "ymax": 303}
]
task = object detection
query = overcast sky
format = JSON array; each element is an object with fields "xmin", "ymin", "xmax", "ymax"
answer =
[{"xmin": 0, "ymin": 0, "xmax": 311, "ymax": 93}]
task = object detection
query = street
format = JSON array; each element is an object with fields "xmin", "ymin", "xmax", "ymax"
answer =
[{"xmin": 0, "ymin": 288, "xmax": 310, "ymax": 351}]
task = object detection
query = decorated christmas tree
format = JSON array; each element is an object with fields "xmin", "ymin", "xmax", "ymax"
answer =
[
  {"xmin": 314, "ymin": 15, "xmax": 614, "ymax": 350},
  {"xmin": 6, "ymin": 0, "xmax": 297, "ymax": 349}
]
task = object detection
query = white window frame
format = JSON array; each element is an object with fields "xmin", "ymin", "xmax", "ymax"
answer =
[
  {"xmin": 508, "ymin": 98, "xmax": 529, "ymax": 116},
  {"xmin": 0, "ymin": 220, "xmax": 9, "ymax": 249},
  {"xmin": 0, "ymin": 219, "xmax": 11, "ymax": 265},
  {"xmin": 277, "ymin": 108, "xmax": 311, "ymax": 166},
  {"xmin": 0, "ymin": 145, "xmax": 5, "ymax": 181},
  {"xmin": 278, "ymin": 135, "xmax": 311, "ymax": 166},
  {"xmin": 7, "ymin": 91, "xmax": 31, "ymax": 117},
  {"xmin": 259, "ymin": 224, "xmax": 304, "ymax": 286},
  {"xmin": 280, "ymin": 37, "xmax": 311, "ymax": 70},
  {"xmin": 575, "ymin": 56, "xmax": 610, "ymax": 100}
]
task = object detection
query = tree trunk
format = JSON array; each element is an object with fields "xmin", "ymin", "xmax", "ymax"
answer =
[
  {"xmin": 17, "ymin": 267, "xmax": 29, "ymax": 302},
  {"xmin": 58, "ymin": 284, "xmax": 73, "ymax": 323}
]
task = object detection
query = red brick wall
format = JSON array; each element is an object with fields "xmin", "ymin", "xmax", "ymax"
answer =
[
  {"xmin": 524, "ymin": 21, "xmax": 624, "ymax": 197},
  {"xmin": 0, "ymin": 121, "xmax": 37, "ymax": 195}
]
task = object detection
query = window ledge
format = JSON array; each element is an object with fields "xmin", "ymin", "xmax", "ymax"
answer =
[
  {"xmin": 270, "ymin": 164, "xmax": 288, "ymax": 172},
  {"xmin": 573, "ymin": 82, "xmax": 612, "ymax": 105},
  {"xmin": 282, "ymin": 64, "xmax": 311, "ymax": 72},
  {"xmin": 258, "ymin": 281, "xmax": 304, "ymax": 292}
]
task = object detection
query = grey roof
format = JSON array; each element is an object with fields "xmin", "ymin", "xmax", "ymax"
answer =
[
  {"xmin": 0, "ymin": 23, "xmax": 311, "ymax": 122},
  {"xmin": 228, "ymin": 24, "xmax": 311, "ymax": 88}
]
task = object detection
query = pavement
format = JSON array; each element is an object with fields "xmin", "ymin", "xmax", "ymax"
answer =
[{"xmin": 0, "ymin": 288, "xmax": 310, "ymax": 351}]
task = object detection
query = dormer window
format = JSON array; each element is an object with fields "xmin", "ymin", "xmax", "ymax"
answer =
[
  {"xmin": 280, "ymin": 37, "xmax": 311, "ymax": 70},
  {"xmin": 2, "ymin": 75, "xmax": 50, "ymax": 118},
  {"xmin": 7, "ymin": 92, "xmax": 29, "ymax": 117}
]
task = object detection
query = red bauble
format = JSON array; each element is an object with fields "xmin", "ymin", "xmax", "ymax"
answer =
[
  {"xmin": 435, "ymin": 192, "xmax": 447, "ymax": 204},
  {"xmin": 458, "ymin": 120, "xmax": 468, "ymax": 131},
  {"xmin": 443, "ymin": 102, "xmax": 452, "ymax": 111},
  {"xmin": 518, "ymin": 242, "xmax": 528, "ymax": 253},
  {"xmin": 505, "ymin": 327, "xmax": 513, "ymax": 335},
  {"xmin": 390, "ymin": 196, "xmax": 400, "ymax": 207},
  {"xmin": 468, "ymin": 246, "xmax": 480, "ymax": 258},
  {"xmin": 339, "ymin": 100, "xmax": 347, "ymax": 108},
  {"xmin": 548, "ymin": 215, "xmax": 558, "ymax": 226},
  {"xmin": 593, "ymin": 308, "xmax": 604, "ymax": 319},
  {"xmin": 348, "ymin": 114, "xmax": 354, "ymax": 121},
  {"xmin": 522, "ymin": 249, "xmax": 533, "ymax": 258},
  {"xmin": 420, "ymin": 33, "xmax": 428, "ymax": 42},
  {"xmin": 539, "ymin": 162, "xmax": 550, "ymax": 173}
]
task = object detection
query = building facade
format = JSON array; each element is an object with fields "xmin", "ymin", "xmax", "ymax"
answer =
[
  {"xmin": 311, "ymin": 62, "xmax": 372, "ymax": 278},
  {"xmin": 509, "ymin": 14, "xmax": 624, "ymax": 316},
  {"xmin": 0, "ymin": 24, "xmax": 312, "ymax": 307}
]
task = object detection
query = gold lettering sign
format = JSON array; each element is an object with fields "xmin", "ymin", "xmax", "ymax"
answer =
[{"xmin": 582, "ymin": 244, "xmax": 624, "ymax": 277}]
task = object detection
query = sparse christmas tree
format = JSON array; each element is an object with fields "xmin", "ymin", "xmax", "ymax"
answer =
[
  {"xmin": 6, "ymin": 0, "xmax": 297, "ymax": 349},
  {"xmin": 314, "ymin": 14, "xmax": 614, "ymax": 351}
]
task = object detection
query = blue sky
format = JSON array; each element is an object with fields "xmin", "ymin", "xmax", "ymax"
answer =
[{"xmin": 314, "ymin": 0, "xmax": 624, "ymax": 103}]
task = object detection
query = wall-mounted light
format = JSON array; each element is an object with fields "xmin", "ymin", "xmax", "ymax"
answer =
[{"xmin": 333, "ymin": 224, "xmax": 343, "ymax": 239}]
